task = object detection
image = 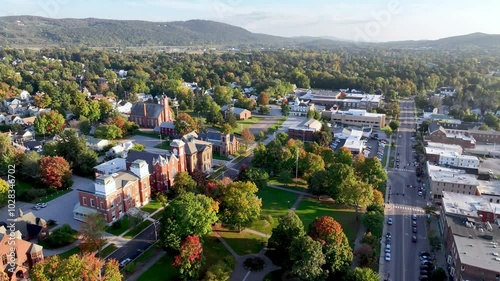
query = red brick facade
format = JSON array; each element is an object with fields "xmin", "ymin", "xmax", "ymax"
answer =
[
  {"xmin": 129, "ymin": 97, "xmax": 174, "ymax": 128},
  {"xmin": 429, "ymin": 130, "xmax": 476, "ymax": 148}
]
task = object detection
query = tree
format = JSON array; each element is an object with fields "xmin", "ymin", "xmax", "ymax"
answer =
[
  {"xmin": 19, "ymin": 152, "xmax": 42, "ymax": 180},
  {"xmin": 381, "ymin": 126, "xmax": 393, "ymax": 137},
  {"xmin": 268, "ymin": 211, "xmax": 305, "ymax": 265},
  {"xmin": 258, "ymin": 105, "xmax": 270, "ymax": 115},
  {"xmin": 314, "ymin": 131, "xmax": 332, "ymax": 147},
  {"xmin": 79, "ymin": 212, "xmax": 107, "ymax": 254},
  {"xmin": 129, "ymin": 143, "xmax": 146, "ymax": 152},
  {"xmin": 299, "ymin": 152, "xmax": 325, "ymax": 180},
  {"xmin": 484, "ymin": 112, "xmax": 500, "ymax": 129},
  {"xmin": 335, "ymin": 147, "xmax": 353, "ymax": 166},
  {"xmin": 39, "ymin": 156, "xmax": 72, "ymax": 189},
  {"xmin": 175, "ymin": 112, "xmax": 199, "ymax": 135},
  {"xmin": 258, "ymin": 92, "xmax": 270, "ymax": 105},
  {"xmin": 238, "ymin": 167, "xmax": 269, "ymax": 189},
  {"xmin": 354, "ymin": 243, "xmax": 375, "ymax": 267},
  {"xmin": 213, "ymin": 86, "xmax": 232, "ymax": 106},
  {"xmin": 372, "ymin": 190, "xmax": 384, "ymax": 206},
  {"xmin": 308, "ymin": 216, "xmax": 353, "ymax": 274},
  {"xmin": 277, "ymin": 170, "xmax": 293, "ymax": 186},
  {"xmin": 94, "ymin": 124, "xmax": 123, "ymax": 140},
  {"xmin": 308, "ymin": 170, "xmax": 330, "ymax": 195},
  {"xmin": 429, "ymin": 235, "xmax": 442, "ymax": 252},
  {"xmin": 34, "ymin": 110, "xmax": 65, "ymax": 136},
  {"xmin": 281, "ymin": 103, "xmax": 290, "ymax": 116},
  {"xmin": 240, "ymin": 128, "xmax": 255, "ymax": 148},
  {"xmin": 160, "ymin": 192, "xmax": 218, "ymax": 250},
  {"xmin": 33, "ymin": 93, "xmax": 52, "ymax": 108},
  {"xmin": 0, "ymin": 134, "xmax": 18, "ymax": 176},
  {"xmin": 173, "ymin": 235, "xmax": 204, "ymax": 281},
  {"xmin": 388, "ymin": 120, "xmax": 400, "ymax": 131},
  {"xmin": 341, "ymin": 179, "xmax": 373, "ymax": 219},
  {"xmin": 221, "ymin": 123, "xmax": 233, "ymax": 134},
  {"xmin": 219, "ymin": 181, "xmax": 262, "ymax": 231},
  {"xmin": 30, "ymin": 253, "xmax": 122, "ymax": 281},
  {"xmin": 431, "ymin": 267, "xmax": 448, "ymax": 281},
  {"xmin": 171, "ymin": 172, "xmax": 197, "ymax": 197},
  {"xmin": 356, "ymin": 157, "xmax": 387, "ymax": 190},
  {"xmin": 289, "ymin": 235, "xmax": 326, "ymax": 281},
  {"xmin": 345, "ymin": 267, "xmax": 380, "ymax": 281},
  {"xmin": 0, "ymin": 179, "xmax": 8, "ymax": 207},
  {"xmin": 362, "ymin": 207, "xmax": 384, "ymax": 238}
]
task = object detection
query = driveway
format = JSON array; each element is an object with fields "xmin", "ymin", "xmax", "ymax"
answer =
[{"xmin": 125, "ymin": 135, "xmax": 163, "ymax": 149}]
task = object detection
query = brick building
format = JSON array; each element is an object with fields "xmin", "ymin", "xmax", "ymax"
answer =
[
  {"xmin": 0, "ymin": 227, "xmax": 44, "ymax": 281},
  {"xmin": 428, "ymin": 122, "xmax": 476, "ymax": 148},
  {"xmin": 181, "ymin": 133, "xmax": 213, "ymax": 173},
  {"xmin": 198, "ymin": 132, "xmax": 240, "ymax": 156},
  {"xmin": 74, "ymin": 160, "xmax": 151, "ymax": 225},
  {"xmin": 129, "ymin": 96, "xmax": 174, "ymax": 128},
  {"xmin": 288, "ymin": 119, "xmax": 323, "ymax": 142}
]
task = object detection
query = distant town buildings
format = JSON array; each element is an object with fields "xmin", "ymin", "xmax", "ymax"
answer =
[
  {"xmin": 288, "ymin": 119, "xmax": 323, "ymax": 142},
  {"xmin": 297, "ymin": 89, "xmax": 382, "ymax": 111},
  {"xmin": 322, "ymin": 109, "xmax": 386, "ymax": 128}
]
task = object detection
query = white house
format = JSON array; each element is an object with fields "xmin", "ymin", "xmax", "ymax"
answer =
[
  {"xmin": 439, "ymin": 152, "xmax": 480, "ymax": 170},
  {"xmin": 290, "ymin": 96, "xmax": 315, "ymax": 116},
  {"xmin": 4, "ymin": 115, "xmax": 23, "ymax": 125},
  {"xmin": 243, "ymin": 87, "xmax": 254, "ymax": 95},
  {"xmin": 439, "ymin": 87, "xmax": 456, "ymax": 97},
  {"xmin": 0, "ymin": 114, "xmax": 6, "ymax": 123},
  {"xmin": 106, "ymin": 141, "xmax": 134, "ymax": 158},
  {"xmin": 19, "ymin": 90, "xmax": 31, "ymax": 100},
  {"xmin": 93, "ymin": 158, "xmax": 127, "ymax": 176},
  {"xmin": 116, "ymin": 100, "xmax": 132, "ymax": 114},
  {"xmin": 470, "ymin": 108, "xmax": 482, "ymax": 115},
  {"xmin": 3, "ymin": 98, "xmax": 21, "ymax": 107},
  {"xmin": 423, "ymin": 106, "xmax": 438, "ymax": 119},
  {"xmin": 7, "ymin": 104, "xmax": 24, "ymax": 115},
  {"xmin": 86, "ymin": 136, "xmax": 110, "ymax": 151},
  {"xmin": 136, "ymin": 93, "xmax": 153, "ymax": 102}
]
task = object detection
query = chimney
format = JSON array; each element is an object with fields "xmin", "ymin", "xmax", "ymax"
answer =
[
  {"xmin": 143, "ymin": 103, "xmax": 147, "ymax": 118},
  {"xmin": 18, "ymin": 208, "xmax": 23, "ymax": 218},
  {"xmin": 163, "ymin": 96, "xmax": 170, "ymax": 122}
]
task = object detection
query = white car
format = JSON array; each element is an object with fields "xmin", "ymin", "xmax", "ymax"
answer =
[
  {"xmin": 385, "ymin": 253, "xmax": 391, "ymax": 261},
  {"xmin": 418, "ymin": 191, "xmax": 423, "ymax": 196},
  {"xmin": 119, "ymin": 258, "xmax": 132, "ymax": 269},
  {"xmin": 387, "ymin": 218, "xmax": 393, "ymax": 225},
  {"xmin": 385, "ymin": 244, "xmax": 391, "ymax": 253}
]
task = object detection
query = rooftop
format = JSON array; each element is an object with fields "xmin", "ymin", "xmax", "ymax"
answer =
[
  {"xmin": 330, "ymin": 109, "xmax": 385, "ymax": 117},
  {"xmin": 289, "ymin": 119, "xmax": 322, "ymax": 132},
  {"xmin": 442, "ymin": 191, "xmax": 492, "ymax": 216},
  {"xmin": 93, "ymin": 158, "xmax": 127, "ymax": 175},
  {"xmin": 425, "ymin": 147, "xmax": 463, "ymax": 156},
  {"xmin": 427, "ymin": 162, "xmax": 479, "ymax": 186},
  {"xmin": 426, "ymin": 142, "xmax": 464, "ymax": 153},
  {"xmin": 446, "ymin": 215, "xmax": 500, "ymax": 273},
  {"xmin": 477, "ymin": 180, "xmax": 500, "ymax": 197}
]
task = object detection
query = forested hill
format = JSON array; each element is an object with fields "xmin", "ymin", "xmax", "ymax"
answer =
[
  {"xmin": 0, "ymin": 16, "xmax": 289, "ymax": 48},
  {"xmin": 0, "ymin": 16, "xmax": 499, "ymax": 50}
]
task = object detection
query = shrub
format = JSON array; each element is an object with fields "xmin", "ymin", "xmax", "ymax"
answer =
[
  {"xmin": 42, "ymin": 224, "xmax": 77, "ymax": 249},
  {"xmin": 47, "ymin": 220, "xmax": 57, "ymax": 227},
  {"xmin": 111, "ymin": 220, "xmax": 122, "ymax": 229},
  {"xmin": 19, "ymin": 189, "xmax": 47, "ymax": 202}
]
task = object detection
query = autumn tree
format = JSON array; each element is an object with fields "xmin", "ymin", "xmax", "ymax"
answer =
[
  {"xmin": 160, "ymin": 192, "xmax": 218, "ymax": 250},
  {"xmin": 175, "ymin": 112, "xmax": 199, "ymax": 135},
  {"xmin": 238, "ymin": 167, "xmax": 269, "ymax": 189},
  {"xmin": 18, "ymin": 151, "xmax": 42, "ymax": 180},
  {"xmin": 299, "ymin": 152, "xmax": 325, "ymax": 180},
  {"xmin": 30, "ymin": 253, "xmax": 122, "ymax": 281},
  {"xmin": 340, "ymin": 180, "xmax": 373, "ymax": 220},
  {"xmin": 173, "ymin": 235, "xmax": 204, "ymax": 281},
  {"xmin": 34, "ymin": 110, "xmax": 65, "ymax": 136},
  {"xmin": 354, "ymin": 243, "xmax": 375, "ymax": 267},
  {"xmin": 94, "ymin": 124, "xmax": 122, "ymax": 140},
  {"xmin": 38, "ymin": 156, "xmax": 72, "ymax": 189},
  {"xmin": 0, "ymin": 179, "xmax": 8, "ymax": 207},
  {"xmin": 0, "ymin": 134, "xmax": 18, "ymax": 176},
  {"xmin": 33, "ymin": 93, "xmax": 51, "ymax": 108},
  {"xmin": 79, "ymin": 212, "xmax": 107, "ymax": 254},
  {"xmin": 335, "ymin": 147, "xmax": 353, "ymax": 166},
  {"xmin": 308, "ymin": 216, "xmax": 353, "ymax": 274},
  {"xmin": 268, "ymin": 211, "xmax": 305, "ymax": 265},
  {"xmin": 345, "ymin": 267, "xmax": 380, "ymax": 281},
  {"xmin": 362, "ymin": 205, "xmax": 384, "ymax": 238},
  {"xmin": 219, "ymin": 181, "xmax": 262, "ymax": 231},
  {"xmin": 289, "ymin": 235, "xmax": 326, "ymax": 281},
  {"xmin": 171, "ymin": 172, "xmax": 197, "ymax": 197},
  {"xmin": 372, "ymin": 190, "xmax": 384, "ymax": 206},
  {"xmin": 356, "ymin": 157, "xmax": 387, "ymax": 190},
  {"xmin": 240, "ymin": 128, "xmax": 255, "ymax": 148}
]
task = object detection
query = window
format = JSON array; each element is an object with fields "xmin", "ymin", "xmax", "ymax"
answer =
[
  {"xmin": 83, "ymin": 197, "xmax": 87, "ymax": 206},
  {"xmin": 2, "ymin": 254, "xmax": 6, "ymax": 265},
  {"xmin": 461, "ymin": 265, "xmax": 465, "ymax": 271},
  {"xmin": 90, "ymin": 199, "xmax": 95, "ymax": 207}
]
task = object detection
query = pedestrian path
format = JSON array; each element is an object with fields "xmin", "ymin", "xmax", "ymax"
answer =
[
  {"xmin": 390, "ymin": 168, "xmax": 415, "ymax": 173},
  {"xmin": 391, "ymin": 204, "xmax": 425, "ymax": 213}
]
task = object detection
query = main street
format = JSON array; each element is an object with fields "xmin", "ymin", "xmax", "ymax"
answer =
[{"xmin": 380, "ymin": 99, "xmax": 430, "ymax": 281}]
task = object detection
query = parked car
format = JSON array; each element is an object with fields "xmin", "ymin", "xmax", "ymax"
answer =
[
  {"xmin": 385, "ymin": 244, "xmax": 391, "ymax": 253},
  {"xmin": 387, "ymin": 218, "xmax": 393, "ymax": 225},
  {"xmin": 413, "ymin": 227, "xmax": 418, "ymax": 233},
  {"xmin": 386, "ymin": 232, "xmax": 392, "ymax": 239},
  {"xmin": 412, "ymin": 221, "xmax": 417, "ymax": 227},
  {"xmin": 412, "ymin": 235, "xmax": 417, "ymax": 243},
  {"xmin": 32, "ymin": 206, "xmax": 40, "ymax": 211},
  {"xmin": 385, "ymin": 253, "xmax": 391, "ymax": 261},
  {"xmin": 420, "ymin": 251, "xmax": 431, "ymax": 257},
  {"xmin": 119, "ymin": 258, "xmax": 132, "ymax": 269},
  {"xmin": 412, "ymin": 214, "xmax": 417, "ymax": 220}
]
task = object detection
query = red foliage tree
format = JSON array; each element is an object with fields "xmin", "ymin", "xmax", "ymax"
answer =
[
  {"xmin": 39, "ymin": 156, "xmax": 72, "ymax": 189},
  {"xmin": 173, "ymin": 235, "xmax": 204, "ymax": 280},
  {"xmin": 191, "ymin": 169, "xmax": 208, "ymax": 191},
  {"xmin": 107, "ymin": 115, "xmax": 127, "ymax": 135}
]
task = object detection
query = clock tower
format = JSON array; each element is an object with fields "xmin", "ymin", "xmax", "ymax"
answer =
[{"xmin": 170, "ymin": 139, "xmax": 186, "ymax": 172}]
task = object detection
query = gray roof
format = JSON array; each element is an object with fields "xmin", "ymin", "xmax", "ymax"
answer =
[
  {"xmin": 126, "ymin": 150, "xmax": 171, "ymax": 174},
  {"xmin": 428, "ymin": 121, "xmax": 442, "ymax": 134},
  {"xmin": 423, "ymin": 105, "xmax": 435, "ymax": 113},
  {"xmin": 198, "ymin": 132, "xmax": 236, "ymax": 143},
  {"xmin": 130, "ymin": 103, "xmax": 163, "ymax": 118},
  {"xmin": 231, "ymin": 107, "xmax": 248, "ymax": 115},
  {"xmin": 23, "ymin": 140, "xmax": 42, "ymax": 150},
  {"xmin": 159, "ymin": 122, "xmax": 175, "ymax": 129}
]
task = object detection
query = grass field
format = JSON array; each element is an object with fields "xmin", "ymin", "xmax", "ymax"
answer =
[
  {"xmin": 154, "ymin": 141, "xmax": 171, "ymax": 150},
  {"xmin": 213, "ymin": 152, "xmax": 231, "ymax": 161},
  {"xmin": 137, "ymin": 254, "xmax": 178, "ymax": 281},
  {"xmin": 234, "ymin": 116, "xmax": 264, "ymax": 134},
  {"xmin": 202, "ymin": 234, "xmax": 236, "ymax": 273},
  {"xmin": 124, "ymin": 220, "xmax": 153, "ymax": 239},
  {"xmin": 15, "ymin": 179, "xmax": 72, "ymax": 203},
  {"xmin": 249, "ymin": 187, "xmax": 299, "ymax": 234},
  {"xmin": 105, "ymin": 217, "xmax": 130, "ymax": 236},
  {"xmin": 140, "ymin": 201, "xmax": 163, "ymax": 214},
  {"xmin": 295, "ymin": 198, "xmax": 359, "ymax": 244},
  {"xmin": 214, "ymin": 228, "xmax": 266, "ymax": 255},
  {"xmin": 57, "ymin": 246, "xmax": 82, "ymax": 259},
  {"xmin": 99, "ymin": 243, "xmax": 118, "ymax": 258}
]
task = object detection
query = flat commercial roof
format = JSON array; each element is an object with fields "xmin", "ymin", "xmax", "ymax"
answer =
[{"xmin": 427, "ymin": 162, "xmax": 479, "ymax": 186}]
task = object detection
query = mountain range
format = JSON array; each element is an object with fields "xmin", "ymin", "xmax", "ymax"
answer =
[{"xmin": 0, "ymin": 16, "xmax": 499, "ymax": 49}]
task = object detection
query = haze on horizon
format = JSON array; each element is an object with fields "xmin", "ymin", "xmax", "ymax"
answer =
[{"xmin": 2, "ymin": 0, "xmax": 500, "ymax": 42}]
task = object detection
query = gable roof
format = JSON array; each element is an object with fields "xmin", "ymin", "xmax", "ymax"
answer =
[
  {"xmin": 126, "ymin": 150, "xmax": 172, "ymax": 174},
  {"xmin": 231, "ymin": 107, "xmax": 249, "ymax": 115},
  {"xmin": 428, "ymin": 121, "xmax": 442, "ymax": 134},
  {"xmin": 423, "ymin": 105, "xmax": 436, "ymax": 113},
  {"xmin": 130, "ymin": 103, "xmax": 163, "ymax": 118}
]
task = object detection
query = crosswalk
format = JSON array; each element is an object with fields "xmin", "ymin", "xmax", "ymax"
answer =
[
  {"xmin": 391, "ymin": 204, "xmax": 425, "ymax": 213},
  {"xmin": 390, "ymin": 168, "xmax": 415, "ymax": 173}
]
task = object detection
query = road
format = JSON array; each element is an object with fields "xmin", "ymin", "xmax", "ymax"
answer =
[
  {"xmin": 106, "ymin": 221, "xmax": 159, "ymax": 264},
  {"xmin": 380, "ymin": 99, "xmax": 430, "ymax": 281}
]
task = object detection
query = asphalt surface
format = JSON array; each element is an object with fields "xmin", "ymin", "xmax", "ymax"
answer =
[
  {"xmin": 382, "ymin": 99, "xmax": 431, "ymax": 281},
  {"xmin": 106, "ymin": 222, "xmax": 159, "ymax": 265}
]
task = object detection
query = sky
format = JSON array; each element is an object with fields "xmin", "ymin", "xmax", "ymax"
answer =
[{"xmin": 2, "ymin": 0, "xmax": 500, "ymax": 42}]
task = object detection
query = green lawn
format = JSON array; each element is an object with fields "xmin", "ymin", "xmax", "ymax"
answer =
[
  {"xmin": 140, "ymin": 201, "xmax": 163, "ymax": 214},
  {"xmin": 124, "ymin": 220, "xmax": 153, "ymax": 239},
  {"xmin": 134, "ymin": 131, "xmax": 160, "ymax": 139},
  {"xmin": 137, "ymin": 254, "xmax": 178, "ymax": 281},
  {"xmin": 99, "ymin": 243, "xmax": 117, "ymax": 258},
  {"xmin": 234, "ymin": 116, "xmax": 264, "ymax": 134},
  {"xmin": 57, "ymin": 246, "xmax": 82, "ymax": 259},
  {"xmin": 295, "ymin": 198, "xmax": 359, "ymax": 244},
  {"xmin": 154, "ymin": 141, "xmax": 171, "ymax": 150},
  {"xmin": 135, "ymin": 243, "xmax": 159, "ymax": 263},
  {"xmin": 249, "ymin": 187, "xmax": 299, "ymax": 234},
  {"xmin": 35, "ymin": 189, "xmax": 73, "ymax": 203},
  {"xmin": 15, "ymin": 179, "xmax": 72, "ymax": 203},
  {"xmin": 203, "ymin": 234, "xmax": 236, "ymax": 272},
  {"xmin": 213, "ymin": 152, "xmax": 231, "ymax": 161},
  {"xmin": 105, "ymin": 217, "xmax": 130, "ymax": 236},
  {"xmin": 208, "ymin": 166, "xmax": 227, "ymax": 180},
  {"xmin": 152, "ymin": 210, "xmax": 164, "ymax": 220},
  {"xmin": 268, "ymin": 178, "xmax": 308, "ymax": 190},
  {"xmin": 215, "ymin": 229, "xmax": 266, "ymax": 255}
]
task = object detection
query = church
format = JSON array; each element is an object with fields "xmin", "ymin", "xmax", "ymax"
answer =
[{"xmin": 129, "ymin": 96, "xmax": 174, "ymax": 128}]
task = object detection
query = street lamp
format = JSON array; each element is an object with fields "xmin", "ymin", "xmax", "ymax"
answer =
[{"xmin": 295, "ymin": 148, "xmax": 299, "ymax": 188}]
